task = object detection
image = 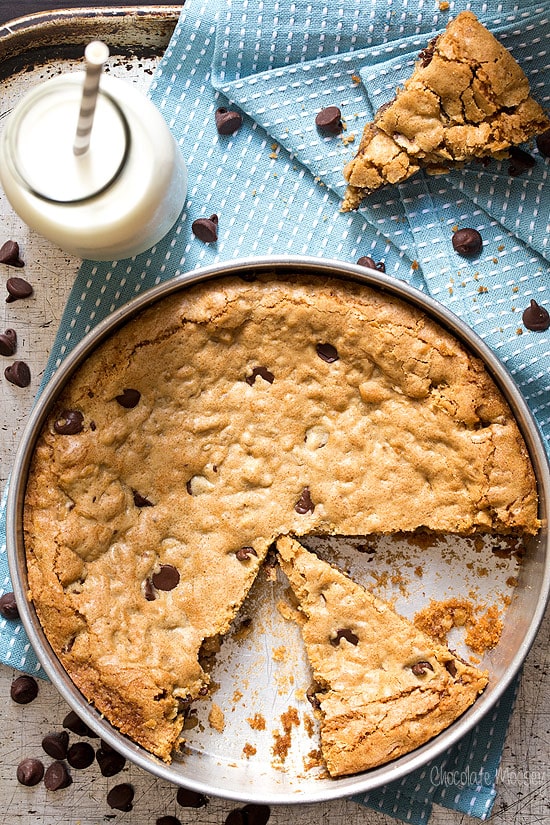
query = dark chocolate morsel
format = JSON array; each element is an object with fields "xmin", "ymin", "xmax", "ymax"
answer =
[
  {"xmin": 54, "ymin": 410, "xmax": 84, "ymax": 435},
  {"xmin": 315, "ymin": 106, "xmax": 342, "ymax": 135},
  {"xmin": 316, "ymin": 342, "xmax": 339, "ymax": 363},
  {"xmin": 536, "ymin": 129, "xmax": 550, "ymax": 158},
  {"xmin": 44, "ymin": 760, "xmax": 72, "ymax": 791},
  {"xmin": 192, "ymin": 214, "xmax": 219, "ymax": 243},
  {"xmin": 133, "ymin": 490, "xmax": 154, "ymax": 507},
  {"xmin": 451, "ymin": 227, "xmax": 483, "ymax": 256},
  {"xmin": 0, "ymin": 240, "xmax": 24, "ymax": 267},
  {"xmin": 4, "ymin": 360, "xmax": 31, "ymax": 387},
  {"xmin": 6, "ymin": 276, "xmax": 33, "ymax": 301},
  {"xmin": 0, "ymin": 591, "xmax": 19, "ymax": 620},
  {"xmin": 246, "ymin": 366, "xmax": 274, "ymax": 385},
  {"xmin": 522, "ymin": 299, "xmax": 550, "ymax": 332},
  {"xmin": 106, "ymin": 783, "xmax": 135, "ymax": 811},
  {"xmin": 96, "ymin": 746, "xmax": 126, "ymax": 776},
  {"xmin": 115, "ymin": 388, "xmax": 141, "ymax": 408},
  {"xmin": 42, "ymin": 731, "xmax": 70, "ymax": 760},
  {"xmin": 62, "ymin": 709, "xmax": 98, "ymax": 737},
  {"xmin": 330, "ymin": 628, "xmax": 359, "ymax": 646},
  {"xmin": 152, "ymin": 564, "xmax": 180, "ymax": 591},
  {"xmin": 67, "ymin": 741, "xmax": 96, "ymax": 769},
  {"xmin": 411, "ymin": 660, "xmax": 435, "ymax": 676},
  {"xmin": 224, "ymin": 811, "xmax": 246, "ymax": 825},
  {"xmin": 144, "ymin": 578, "xmax": 157, "ymax": 601},
  {"xmin": 16, "ymin": 758, "xmax": 44, "ymax": 786},
  {"xmin": 242, "ymin": 804, "xmax": 271, "ymax": 825},
  {"xmin": 356, "ymin": 256, "xmax": 385, "ymax": 272},
  {"xmin": 294, "ymin": 486, "xmax": 315, "ymax": 515},
  {"xmin": 176, "ymin": 786, "xmax": 209, "ymax": 808},
  {"xmin": 508, "ymin": 146, "xmax": 536, "ymax": 176},
  {"xmin": 215, "ymin": 107, "xmax": 243, "ymax": 135},
  {"xmin": 235, "ymin": 546, "xmax": 258, "ymax": 561},
  {"xmin": 10, "ymin": 674, "xmax": 39, "ymax": 704},
  {"xmin": 0, "ymin": 328, "xmax": 17, "ymax": 356}
]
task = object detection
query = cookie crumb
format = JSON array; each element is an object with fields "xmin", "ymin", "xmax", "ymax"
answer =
[{"xmin": 208, "ymin": 703, "xmax": 225, "ymax": 732}]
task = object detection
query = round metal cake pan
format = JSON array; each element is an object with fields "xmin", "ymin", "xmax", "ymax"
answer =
[{"xmin": 7, "ymin": 255, "xmax": 550, "ymax": 804}]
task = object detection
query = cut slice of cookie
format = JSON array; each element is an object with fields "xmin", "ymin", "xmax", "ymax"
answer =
[
  {"xmin": 342, "ymin": 11, "xmax": 550, "ymax": 210},
  {"xmin": 277, "ymin": 535, "xmax": 489, "ymax": 777}
]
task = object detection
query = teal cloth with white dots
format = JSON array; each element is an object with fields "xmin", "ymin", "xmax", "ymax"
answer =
[{"xmin": 1, "ymin": 0, "xmax": 548, "ymax": 821}]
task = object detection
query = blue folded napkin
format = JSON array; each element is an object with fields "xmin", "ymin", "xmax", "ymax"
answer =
[{"xmin": 1, "ymin": 0, "xmax": 548, "ymax": 821}]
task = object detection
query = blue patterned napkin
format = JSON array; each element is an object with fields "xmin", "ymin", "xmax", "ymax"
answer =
[{"xmin": 1, "ymin": 0, "xmax": 548, "ymax": 821}]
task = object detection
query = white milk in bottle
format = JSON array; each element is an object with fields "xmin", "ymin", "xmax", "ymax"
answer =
[{"xmin": 0, "ymin": 54, "xmax": 187, "ymax": 260}]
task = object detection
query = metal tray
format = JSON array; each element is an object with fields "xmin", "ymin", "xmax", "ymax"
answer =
[{"xmin": 7, "ymin": 256, "xmax": 550, "ymax": 804}]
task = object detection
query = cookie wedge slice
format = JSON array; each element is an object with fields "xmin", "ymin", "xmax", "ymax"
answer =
[
  {"xmin": 342, "ymin": 11, "xmax": 550, "ymax": 209},
  {"xmin": 277, "ymin": 535, "xmax": 488, "ymax": 776}
]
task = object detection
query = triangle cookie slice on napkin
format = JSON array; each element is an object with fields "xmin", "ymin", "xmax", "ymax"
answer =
[
  {"xmin": 277, "ymin": 535, "xmax": 488, "ymax": 777},
  {"xmin": 342, "ymin": 11, "xmax": 550, "ymax": 210}
]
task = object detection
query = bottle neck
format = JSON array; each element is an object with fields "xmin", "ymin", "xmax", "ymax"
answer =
[{"xmin": 6, "ymin": 75, "xmax": 130, "ymax": 204}]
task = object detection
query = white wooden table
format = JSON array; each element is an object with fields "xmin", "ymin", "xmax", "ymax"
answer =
[{"xmin": 1, "ymin": 8, "xmax": 549, "ymax": 825}]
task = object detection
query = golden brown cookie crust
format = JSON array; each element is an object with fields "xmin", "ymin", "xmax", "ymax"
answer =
[
  {"xmin": 343, "ymin": 11, "xmax": 550, "ymax": 209},
  {"xmin": 277, "ymin": 535, "xmax": 489, "ymax": 776},
  {"xmin": 24, "ymin": 274, "xmax": 538, "ymax": 761}
]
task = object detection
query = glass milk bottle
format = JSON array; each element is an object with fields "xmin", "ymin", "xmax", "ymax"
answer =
[{"xmin": 0, "ymin": 45, "xmax": 187, "ymax": 261}]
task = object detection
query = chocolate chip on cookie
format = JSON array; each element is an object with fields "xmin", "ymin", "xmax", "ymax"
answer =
[{"xmin": 316, "ymin": 342, "xmax": 339, "ymax": 363}]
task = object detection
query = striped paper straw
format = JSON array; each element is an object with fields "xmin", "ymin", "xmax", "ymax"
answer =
[{"xmin": 73, "ymin": 41, "xmax": 110, "ymax": 156}]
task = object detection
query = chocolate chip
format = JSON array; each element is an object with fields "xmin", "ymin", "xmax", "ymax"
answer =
[
  {"xmin": 192, "ymin": 214, "xmax": 218, "ymax": 243},
  {"xmin": 508, "ymin": 146, "xmax": 536, "ymax": 176},
  {"xmin": 315, "ymin": 106, "xmax": 343, "ymax": 135},
  {"xmin": 16, "ymin": 757, "xmax": 44, "ymax": 786},
  {"xmin": 522, "ymin": 299, "xmax": 550, "ymax": 332},
  {"xmin": 54, "ymin": 409, "xmax": 84, "ymax": 435},
  {"xmin": 316, "ymin": 342, "xmax": 339, "ymax": 363},
  {"xmin": 411, "ymin": 660, "xmax": 434, "ymax": 676},
  {"xmin": 4, "ymin": 360, "xmax": 31, "ymax": 387},
  {"xmin": 451, "ymin": 228, "xmax": 483, "ymax": 256},
  {"xmin": 10, "ymin": 674, "xmax": 39, "ymax": 704},
  {"xmin": 246, "ymin": 366, "xmax": 274, "ymax": 385},
  {"xmin": 330, "ymin": 628, "xmax": 359, "ymax": 646},
  {"xmin": 96, "ymin": 746, "xmax": 126, "ymax": 777},
  {"xmin": 0, "ymin": 240, "xmax": 24, "ymax": 267},
  {"xmin": 44, "ymin": 760, "xmax": 72, "ymax": 791},
  {"xmin": 6, "ymin": 276, "xmax": 33, "ymax": 302},
  {"xmin": 133, "ymin": 490, "xmax": 154, "ymax": 507},
  {"xmin": 306, "ymin": 684, "xmax": 321, "ymax": 710},
  {"xmin": 235, "ymin": 546, "xmax": 258, "ymax": 561},
  {"xmin": 0, "ymin": 591, "xmax": 19, "ymax": 620},
  {"xmin": 418, "ymin": 36, "xmax": 438, "ymax": 67},
  {"xmin": 445, "ymin": 659, "xmax": 458, "ymax": 677},
  {"xmin": 63, "ymin": 709, "xmax": 97, "ymax": 737},
  {"xmin": 157, "ymin": 817, "xmax": 182, "ymax": 825},
  {"xmin": 356, "ymin": 256, "xmax": 385, "ymax": 272},
  {"xmin": 41, "ymin": 731, "xmax": 69, "ymax": 760},
  {"xmin": 144, "ymin": 578, "xmax": 157, "ymax": 601},
  {"xmin": 536, "ymin": 129, "xmax": 550, "ymax": 158},
  {"xmin": 107, "ymin": 783, "xmax": 134, "ymax": 811},
  {"xmin": 152, "ymin": 564, "xmax": 180, "ymax": 591},
  {"xmin": 215, "ymin": 107, "xmax": 243, "ymax": 135},
  {"xmin": 176, "ymin": 787, "xmax": 208, "ymax": 808},
  {"xmin": 294, "ymin": 486, "xmax": 315, "ymax": 515},
  {"xmin": 67, "ymin": 741, "xmax": 95, "ymax": 769},
  {"xmin": 0, "ymin": 328, "xmax": 17, "ymax": 356},
  {"xmin": 225, "ymin": 811, "xmax": 245, "ymax": 825},
  {"xmin": 242, "ymin": 804, "xmax": 271, "ymax": 825},
  {"xmin": 115, "ymin": 388, "xmax": 141, "ymax": 408}
]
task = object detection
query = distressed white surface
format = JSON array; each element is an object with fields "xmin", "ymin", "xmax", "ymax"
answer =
[{"xmin": 0, "ymin": 25, "xmax": 549, "ymax": 825}]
